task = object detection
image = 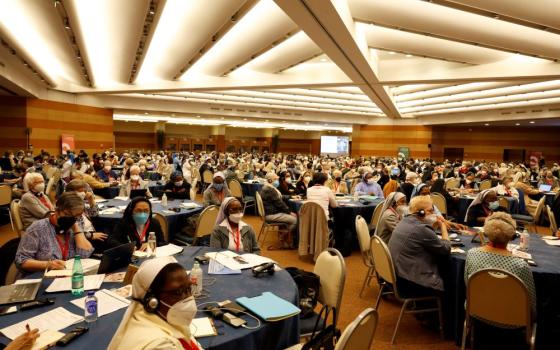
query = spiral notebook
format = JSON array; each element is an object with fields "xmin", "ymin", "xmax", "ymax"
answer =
[{"xmin": 236, "ymin": 292, "xmax": 300, "ymax": 322}]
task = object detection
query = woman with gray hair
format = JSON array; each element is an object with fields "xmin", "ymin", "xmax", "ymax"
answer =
[
  {"xmin": 464, "ymin": 212, "xmax": 536, "ymax": 311},
  {"xmin": 19, "ymin": 172, "xmax": 53, "ymax": 230},
  {"xmin": 119, "ymin": 165, "xmax": 152, "ymax": 198}
]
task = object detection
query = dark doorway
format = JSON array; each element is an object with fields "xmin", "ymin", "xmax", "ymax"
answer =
[
  {"xmin": 443, "ymin": 147, "xmax": 464, "ymax": 161},
  {"xmin": 504, "ymin": 149, "xmax": 525, "ymax": 163}
]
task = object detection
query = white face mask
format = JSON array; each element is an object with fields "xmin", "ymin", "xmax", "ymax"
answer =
[
  {"xmin": 396, "ymin": 205, "xmax": 409, "ymax": 217},
  {"xmin": 104, "ymin": 166, "xmax": 112, "ymax": 172},
  {"xmin": 303, "ymin": 176, "xmax": 311, "ymax": 183},
  {"xmin": 77, "ymin": 191, "xmax": 86, "ymax": 200},
  {"xmin": 285, "ymin": 178, "xmax": 292, "ymax": 184},
  {"xmin": 161, "ymin": 296, "xmax": 197, "ymax": 329},
  {"xmin": 131, "ymin": 175, "xmax": 140, "ymax": 181},
  {"xmin": 367, "ymin": 178, "xmax": 375, "ymax": 184},
  {"xmin": 174, "ymin": 181, "xmax": 183, "ymax": 187},
  {"xmin": 229, "ymin": 212, "xmax": 243, "ymax": 223},
  {"xmin": 33, "ymin": 183, "xmax": 45, "ymax": 193},
  {"xmin": 424, "ymin": 213, "xmax": 438, "ymax": 225}
]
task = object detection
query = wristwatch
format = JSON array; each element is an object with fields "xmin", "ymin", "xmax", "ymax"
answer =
[{"xmin": 84, "ymin": 232, "xmax": 93, "ymax": 240}]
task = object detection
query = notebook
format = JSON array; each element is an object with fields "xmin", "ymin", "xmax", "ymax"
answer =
[
  {"xmin": 190, "ymin": 317, "xmax": 217, "ymax": 338},
  {"xmin": 539, "ymin": 184, "xmax": 552, "ymax": 192},
  {"xmin": 236, "ymin": 292, "xmax": 300, "ymax": 322}
]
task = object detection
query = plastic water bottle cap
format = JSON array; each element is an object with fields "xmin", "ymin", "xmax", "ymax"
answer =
[{"xmin": 87, "ymin": 291, "xmax": 95, "ymax": 296}]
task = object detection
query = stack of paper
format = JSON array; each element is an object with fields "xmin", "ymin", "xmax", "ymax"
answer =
[
  {"xmin": 181, "ymin": 202, "xmax": 200, "ymax": 209},
  {"xmin": 207, "ymin": 258, "xmax": 241, "ymax": 275},
  {"xmin": 65, "ymin": 258, "xmax": 101, "ymax": 274},
  {"xmin": 99, "ymin": 208, "xmax": 121, "ymax": 215},
  {"xmin": 0, "ymin": 307, "xmax": 83, "ymax": 340},
  {"xmin": 205, "ymin": 251, "xmax": 276, "ymax": 270},
  {"xmin": 70, "ymin": 289, "xmax": 130, "ymax": 317},
  {"xmin": 544, "ymin": 239, "xmax": 560, "ymax": 246},
  {"xmin": 94, "ymin": 198, "xmax": 108, "ymax": 204},
  {"xmin": 236, "ymin": 292, "xmax": 300, "ymax": 322},
  {"xmin": 45, "ymin": 274, "xmax": 105, "ymax": 293},
  {"xmin": 114, "ymin": 196, "xmax": 129, "ymax": 201},
  {"xmin": 155, "ymin": 244, "xmax": 184, "ymax": 257}
]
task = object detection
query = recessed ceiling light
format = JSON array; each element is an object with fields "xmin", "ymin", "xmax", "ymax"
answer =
[
  {"xmin": 515, "ymin": 123, "xmax": 520, "ymax": 126},
  {"xmin": 171, "ymin": 113, "xmax": 175, "ymax": 116},
  {"xmin": 388, "ymin": 51, "xmax": 396, "ymax": 55},
  {"xmin": 243, "ymin": 118, "xmax": 247, "ymax": 121},
  {"xmin": 320, "ymin": 58, "xmax": 327, "ymax": 62},
  {"xmin": 144, "ymin": 112, "xmax": 148, "ymax": 115},
  {"xmin": 405, "ymin": 54, "xmax": 412, "ymax": 58},
  {"xmin": 529, "ymin": 121, "xmax": 535, "ymax": 124},
  {"xmin": 484, "ymin": 123, "xmax": 489, "ymax": 126},
  {"xmin": 220, "ymin": 117, "xmax": 224, "ymax": 120},
  {"xmin": 196, "ymin": 115, "xmax": 200, "ymax": 118}
]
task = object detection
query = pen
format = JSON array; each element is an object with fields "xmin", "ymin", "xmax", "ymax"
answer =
[{"xmin": 25, "ymin": 324, "xmax": 30, "ymax": 332}]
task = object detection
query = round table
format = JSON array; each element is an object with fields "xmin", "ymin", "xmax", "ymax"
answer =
[
  {"xmin": 447, "ymin": 233, "xmax": 560, "ymax": 349},
  {"xmin": 456, "ymin": 195, "xmax": 518, "ymax": 223},
  {"xmin": 93, "ymin": 181, "xmax": 166, "ymax": 199},
  {"xmin": 0, "ymin": 247, "xmax": 299, "ymax": 350},
  {"xmin": 241, "ymin": 182, "xmax": 264, "ymax": 197},
  {"xmin": 91, "ymin": 198, "xmax": 203, "ymax": 240},
  {"xmin": 289, "ymin": 196, "xmax": 384, "ymax": 256}
]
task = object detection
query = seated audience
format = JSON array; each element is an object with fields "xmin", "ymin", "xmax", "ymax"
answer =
[
  {"xmin": 460, "ymin": 172, "xmax": 476, "ymax": 190},
  {"xmin": 15, "ymin": 192, "xmax": 94, "ymax": 273},
  {"xmin": 382, "ymin": 175, "xmax": 398, "ymax": 198},
  {"xmin": 375, "ymin": 192, "xmax": 407, "ymax": 243},
  {"xmin": 354, "ymin": 172, "xmax": 384, "ymax": 198},
  {"xmin": 389, "ymin": 195, "xmax": 451, "ymax": 296},
  {"xmin": 203, "ymin": 172, "xmax": 231, "ymax": 206},
  {"xmin": 295, "ymin": 171, "xmax": 312, "ymax": 196},
  {"xmin": 210, "ymin": 197, "xmax": 260, "ymax": 254},
  {"xmin": 538, "ymin": 170, "xmax": 559, "ymax": 189},
  {"xmin": 277, "ymin": 171, "xmax": 296, "ymax": 196},
  {"xmin": 430, "ymin": 179, "xmax": 459, "ymax": 218},
  {"xmin": 328, "ymin": 170, "xmax": 348, "ymax": 194},
  {"xmin": 19, "ymin": 173, "xmax": 53, "ymax": 230},
  {"xmin": 64, "ymin": 180, "xmax": 107, "ymax": 245},
  {"xmin": 97, "ymin": 160, "xmax": 118, "ymax": 182},
  {"xmin": 260, "ymin": 172, "xmax": 298, "ymax": 240},
  {"xmin": 306, "ymin": 172, "xmax": 338, "ymax": 219},
  {"xmin": 109, "ymin": 197, "xmax": 165, "ymax": 250},
  {"xmin": 465, "ymin": 189, "xmax": 506, "ymax": 226},
  {"xmin": 399, "ymin": 172, "xmax": 418, "ymax": 202},
  {"xmin": 120, "ymin": 165, "xmax": 153, "ymax": 198},
  {"xmin": 163, "ymin": 171, "xmax": 191, "ymax": 199},
  {"xmin": 108, "ymin": 257, "xmax": 201, "ymax": 350}
]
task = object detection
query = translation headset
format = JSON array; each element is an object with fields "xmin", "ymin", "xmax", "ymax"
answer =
[
  {"xmin": 413, "ymin": 209, "xmax": 426, "ymax": 217},
  {"xmin": 133, "ymin": 290, "xmax": 159, "ymax": 313}
]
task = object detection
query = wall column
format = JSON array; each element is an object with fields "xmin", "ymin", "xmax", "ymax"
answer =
[{"xmin": 211, "ymin": 125, "xmax": 226, "ymax": 152}]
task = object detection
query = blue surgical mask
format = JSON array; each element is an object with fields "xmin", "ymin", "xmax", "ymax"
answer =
[
  {"xmin": 273, "ymin": 180, "xmax": 280, "ymax": 188},
  {"xmin": 213, "ymin": 183, "xmax": 224, "ymax": 191},
  {"xmin": 133, "ymin": 212, "xmax": 149, "ymax": 226},
  {"xmin": 488, "ymin": 201, "xmax": 499, "ymax": 210}
]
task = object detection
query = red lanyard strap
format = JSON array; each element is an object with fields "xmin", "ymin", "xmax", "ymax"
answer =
[
  {"xmin": 55, "ymin": 233, "xmax": 70, "ymax": 260},
  {"xmin": 135, "ymin": 219, "xmax": 151, "ymax": 242},
  {"xmin": 232, "ymin": 226, "xmax": 241, "ymax": 252}
]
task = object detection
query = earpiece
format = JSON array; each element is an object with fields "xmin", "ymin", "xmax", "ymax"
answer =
[
  {"xmin": 142, "ymin": 291, "xmax": 159, "ymax": 313},
  {"xmin": 414, "ymin": 209, "xmax": 426, "ymax": 217}
]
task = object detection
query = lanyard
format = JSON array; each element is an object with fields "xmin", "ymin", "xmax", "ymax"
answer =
[
  {"xmin": 232, "ymin": 226, "xmax": 241, "ymax": 252},
  {"xmin": 135, "ymin": 219, "xmax": 151, "ymax": 242},
  {"xmin": 179, "ymin": 338, "xmax": 199, "ymax": 350},
  {"xmin": 38, "ymin": 194, "xmax": 53, "ymax": 211},
  {"xmin": 333, "ymin": 182, "xmax": 339, "ymax": 192},
  {"xmin": 55, "ymin": 233, "xmax": 70, "ymax": 260}
]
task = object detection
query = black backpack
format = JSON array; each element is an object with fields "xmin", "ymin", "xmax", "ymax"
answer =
[{"xmin": 286, "ymin": 267, "xmax": 321, "ymax": 319}]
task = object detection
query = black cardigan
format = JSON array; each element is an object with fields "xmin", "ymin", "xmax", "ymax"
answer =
[{"xmin": 109, "ymin": 218, "xmax": 166, "ymax": 249}]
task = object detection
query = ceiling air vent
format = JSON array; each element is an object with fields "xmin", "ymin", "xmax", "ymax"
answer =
[
  {"xmin": 548, "ymin": 108, "xmax": 560, "ymax": 112},
  {"xmin": 515, "ymin": 111, "xmax": 527, "ymax": 114}
]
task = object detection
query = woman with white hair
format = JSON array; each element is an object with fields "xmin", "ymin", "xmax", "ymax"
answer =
[
  {"xmin": 465, "ymin": 212, "xmax": 535, "ymax": 311},
  {"xmin": 119, "ymin": 165, "xmax": 152, "ymax": 198},
  {"xmin": 19, "ymin": 172, "xmax": 53, "ymax": 229},
  {"xmin": 108, "ymin": 257, "xmax": 202, "ymax": 350}
]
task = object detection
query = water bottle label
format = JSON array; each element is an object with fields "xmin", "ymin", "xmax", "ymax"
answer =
[
  {"xmin": 72, "ymin": 277, "xmax": 84, "ymax": 289},
  {"xmin": 86, "ymin": 301, "xmax": 97, "ymax": 314}
]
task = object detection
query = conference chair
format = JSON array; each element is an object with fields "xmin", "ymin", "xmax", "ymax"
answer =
[
  {"xmin": 0, "ymin": 238, "xmax": 20, "ymax": 286},
  {"xmin": 255, "ymin": 192, "xmax": 288, "ymax": 247},
  {"xmin": 546, "ymin": 205, "xmax": 558, "ymax": 235},
  {"xmin": 500, "ymin": 197, "xmax": 537, "ymax": 232},
  {"xmin": 369, "ymin": 202, "xmax": 384, "ymax": 232},
  {"xmin": 370, "ymin": 236, "xmax": 443, "ymax": 344},
  {"xmin": 298, "ymin": 201, "xmax": 330, "ymax": 261},
  {"xmin": 0, "ymin": 185, "xmax": 12, "ymax": 227},
  {"xmin": 300, "ymin": 248, "xmax": 346, "ymax": 340},
  {"xmin": 532, "ymin": 196, "xmax": 546, "ymax": 226},
  {"xmin": 152, "ymin": 213, "xmax": 169, "ymax": 243},
  {"xmin": 355, "ymin": 215, "xmax": 375, "ymax": 297},
  {"xmin": 202, "ymin": 170, "xmax": 213, "ymax": 191},
  {"xmin": 478, "ymin": 179, "xmax": 492, "ymax": 191},
  {"xmin": 430, "ymin": 193, "xmax": 448, "ymax": 218},
  {"xmin": 189, "ymin": 186, "xmax": 197, "ymax": 203},
  {"xmin": 227, "ymin": 179, "xmax": 255, "ymax": 213},
  {"xmin": 334, "ymin": 308, "xmax": 378, "ymax": 350},
  {"xmin": 9, "ymin": 200, "xmax": 24, "ymax": 237},
  {"xmin": 445, "ymin": 178, "xmax": 460, "ymax": 190},
  {"xmin": 192, "ymin": 205, "xmax": 219, "ymax": 246},
  {"xmin": 461, "ymin": 269, "xmax": 536, "ymax": 350}
]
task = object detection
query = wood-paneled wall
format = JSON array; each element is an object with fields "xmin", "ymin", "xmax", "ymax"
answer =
[
  {"xmin": 352, "ymin": 125, "xmax": 432, "ymax": 158},
  {"xmin": 0, "ymin": 96, "xmax": 27, "ymax": 153}
]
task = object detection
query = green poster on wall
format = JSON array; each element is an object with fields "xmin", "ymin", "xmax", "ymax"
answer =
[{"xmin": 398, "ymin": 147, "xmax": 409, "ymax": 161}]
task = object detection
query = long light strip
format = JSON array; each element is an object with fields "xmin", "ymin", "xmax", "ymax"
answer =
[
  {"xmin": 395, "ymin": 82, "xmax": 524, "ymax": 102},
  {"xmin": 413, "ymin": 97, "xmax": 560, "ymax": 116}
]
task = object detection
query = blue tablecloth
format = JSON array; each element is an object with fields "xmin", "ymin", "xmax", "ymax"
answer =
[
  {"xmin": 91, "ymin": 198, "xmax": 203, "ymax": 240},
  {"xmin": 289, "ymin": 197, "xmax": 384, "ymax": 256},
  {"xmin": 241, "ymin": 182, "xmax": 263, "ymax": 198},
  {"xmin": 93, "ymin": 181, "xmax": 166, "ymax": 199},
  {"xmin": 0, "ymin": 247, "xmax": 299, "ymax": 350},
  {"xmin": 448, "ymin": 233, "xmax": 560, "ymax": 349}
]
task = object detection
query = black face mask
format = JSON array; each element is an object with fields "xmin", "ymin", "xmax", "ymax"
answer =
[
  {"xmin": 56, "ymin": 216, "xmax": 77, "ymax": 233},
  {"xmin": 335, "ymin": 177, "xmax": 342, "ymax": 182}
]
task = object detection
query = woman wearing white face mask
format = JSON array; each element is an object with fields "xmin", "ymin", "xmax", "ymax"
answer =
[
  {"xmin": 119, "ymin": 165, "xmax": 153, "ymax": 198},
  {"xmin": 19, "ymin": 173, "xmax": 53, "ymax": 230},
  {"xmin": 353, "ymin": 172, "xmax": 384, "ymax": 198},
  {"xmin": 210, "ymin": 197, "xmax": 261, "ymax": 254},
  {"xmin": 465, "ymin": 189, "xmax": 507, "ymax": 227},
  {"xmin": 108, "ymin": 257, "xmax": 202, "ymax": 350},
  {"xmin": 374, "ymin": 192, "xmax": 407, "ymax": 243},
  {"xmin": 388, "ymin": 195, "xmax": 451, "ymax": 297},
  {"xmin": 295, "ymin": 171, "xmax": 312, "ymax": 196}
]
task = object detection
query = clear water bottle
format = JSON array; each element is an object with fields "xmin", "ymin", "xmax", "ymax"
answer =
[
  {"xmin": 71, "ymin": 255, "xmax": 84, "ymax": 296},
  {"xmin": 147, "ymin": 232, "xmax": 157, "ymax": 257},
  {"xmin": 520, "ymin": 229, "xmax": 530, "ymax": 251},
  {"xmin": 353, "ymin": 191, "xmax": 359, "ymax": 201},
  {"xmin": 190, "ymin": 262, "xmax": 203, "ymax": 297},
  {"xmin": 84, "ymin": 291, "xmax": 98, "ymax": 323},
  {"xmin": 161, "ymin": 193, "xmax": 168, "ymax": 207}
]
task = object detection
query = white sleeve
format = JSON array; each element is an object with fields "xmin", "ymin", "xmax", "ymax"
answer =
[{"xmin": 327, "ymin": 188, "xmax": 338, "ymax": 208}]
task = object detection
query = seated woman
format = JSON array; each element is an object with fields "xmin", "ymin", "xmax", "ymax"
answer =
[
  {"xmin": 328, "ymin": 170, "xmax": 348, "ymax": 194},
  {"xmin": 414, "ymin": 183, "xmax": 467, "ymax": 230},
  {"xmin": 163, "ymin": 171, "xmax": 191, "ymax": 200},
  {"xmin": 374, "ymin": 192, "xmax": 407, "ymax": 243},
  {"xmin": 108, "ymin": 257, "xmax": 202, "ymax": 350},
  {"xmin": 460, "ymin": 172, "xmax": 476, "ymax": 191},
  {"xmin": 295, "ymin": 171, "xmax": 312, "ymax": 196},
  {"xmin": 465, "ymin": 212, "xmax": 536, "ymax": 313},
  {"xmin": 382, "ymin": 175, "xmax": 398, "ymax": 198},
  {"xmin": 64, "ymin": 180, "xmax": 108, "ymax": 247},
  {"xmin": 210, "ymin": 197, "xmax": 260, "ymax": 254},
  {"xmin": 202, "ymin": 172, "xmax": 231, "ymax": 207},
  {"xmin": 354, "ymin": 172, "xmax": 384, "ymax": 198},
  {"xmin": 109, "ymin": 197, "xmax": 165, "ymax": 250},
  {"xmin": 15, "ymin": 192, "xmax": 94, "ymax": 273},
  {"xmin": 260, "ymin": 173, "xmax": 297, "ymax": 244},
  {"xmin": 277, "ymin": 171, "xmax": 296, "ymax": 196},
  {"xmin": 119, "ymin": 165, "xmax": 153, "ymax": 198},
  {"xmin": 19, "ymin": 172, "xmax": 53, "ymax": 230},
  {"xmin": 465, "ymin": 189, "xmax": 507, "ymax": 226}
]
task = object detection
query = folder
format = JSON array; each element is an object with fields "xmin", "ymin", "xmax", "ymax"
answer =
[{"xmin": 236, "ymin": 292, "xmax": 300, "ymax": 322}]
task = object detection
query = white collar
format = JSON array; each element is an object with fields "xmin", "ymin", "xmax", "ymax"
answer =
[{"xmin": 219, "ymin": 218, "xmax": 248, "ymax": 232}]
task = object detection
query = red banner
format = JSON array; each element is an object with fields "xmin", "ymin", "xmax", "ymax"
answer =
[{"xmin": 61, "ymin": 134, "xmax": 75, "ymax": 154}]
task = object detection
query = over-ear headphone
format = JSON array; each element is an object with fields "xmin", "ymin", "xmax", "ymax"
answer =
[
  {"xmin": 414, "ymin": 209, "xmax": 426, "ymax": 217},
  {"xmin": 134, "ymin": 290, "xmax": 159, "ymax": 313}
]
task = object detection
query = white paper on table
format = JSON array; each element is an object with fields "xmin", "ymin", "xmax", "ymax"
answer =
[
  {"xmin": 160, "ymin": 209, "xmax": 176, "ymax": 214},
  {"xmin": 451, "ymin": 247, "xmax": 465, "ymax": 254},
  {"xmin": 114, "ymin": 196, "xmax": 129, "ymax": 201},
  {"xmin": 0, "ymin": 307, "xmax": 83, "ymax": 340},
  {"xmin": 180, "ymin": 202, "xmax": 200, "ymax": 209},
  {"xmin": 544, "ymin": 239, "xmax": 560, "ymax": 246},
  {"xmin": 44, "ymin": 270, "xmax": 72, "ymax": 278},
  {"xmin": 45, "ymin": 274, "xmax": 105, "ymax": 293},
  {"xmin": 205, "ymin": 251, "xmax": 246, "ymax": 271},
  {"xmin": 31, "ymin": 329, "xmax": 65, "ymax": 350},
  {"xmin": 133, "ymin": 251, "xmax": 148, "ymax": 258},
  {"xmin": 65, "ymin": 258, "xmax": 100, "ymax": 274},
  {"xmin": 512, "ymin": 249, "xmax": 532, "ymax": 260},
  {"xmin": 70, "ymin": 289, "xmax": 130, "ymax": 317},
  {"xmin": 99, "ymin": 208, "xmax": 120, "ymax": 215},
  {"xmin": 240, "ymin": 254, "xmax": 277, "ymax": 269},
  {"xmin": 14, "ymin": 278, "xmax": 42, "ymax": 285},
  {"xmin": 155, "ymin": 244, "xmax": 184, "ymax": 257},
  {"xmin": 207, "ymin": 258, "xmax": 241, "ymax": 275}
]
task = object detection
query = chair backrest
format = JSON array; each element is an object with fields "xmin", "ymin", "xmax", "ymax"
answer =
[
  {"xmin": 10, "ymin": 199, "xmax": 24, "ymax": 236},
  {"xmin": 45, "ymin": 166, "xmax": 57, "ymax": 180},
  {"xmin": 445, "ymin": 178, "xmax": 459, "ymax": 190},
  {"xmin": 355, "ymin": 216, "xmax": 372, "ymax": 267},
  {"xmin": 350, "ymin": 178, "xmax": 360, "ymax": 194},
  {"xmin": 314, "ymin": 248, "xmax": 346, "ymax": 326},
  {"xmin": 0, "ymin": 185, "xmax": 12, "ymax": 206},
  {"xmin": 466, "ymin": 268, "xmax": 532, "ymax": 330},
  {"xmin": 534, "ymin": 196, "xmax": 545, "ymax": 222},
  {"xmin": 513, "ymin": 172, "xmax": 523, "ymax": 184},
  {"xmin": 370, "ymin": 202, "xmax": 384, "ymax": 228},
  {"xmin": 299, "ymin": 201, "xmax": 329, "ymax": 260},
  {"xmin": 190, "ymin": 187, "xmax": 197, "ymax": 202},
  {"xmin": 202, "ymin": 170, "xmax": 213, "ymax": 184},
  {"xmin": 4, "ymin": 263, "xmax": 18, "ymax": 286},
  {"xmin": 228, "ymin": 179, "xmax": 243, "ymax": 199},
  {"xmin": 152, "ymin": 213, "xmax": 169, "ymax": 243},
  {"xmin": 546, "ymin": 205, "xmax": 558, "ymax": 234},
  {"xmin": 334, "ymin": 308, "xmax": 378, "ymax": 350},
  {"xmin": 255, "ymin": 191, "xmax": 265, "ymax": 219},
  {"xmin": 498, "ymin": 197, "xmax": 509, "ymax": 210},
  {"xmin": 370, "ymin": 236, "xmax": 399, "ymax": 296},
  {"xmin": 45, "ymin": 170, "xmax": 60, "ymax": 203},
  {"xmin": 194, "ymin": 205, "xmax": 220, "ymax": 239},
  {"xmin": 430, "ymin": 192, "xmax": 447, "ymax": 216},
  {"xmin": 479, "ymin": 179, "xmax": 492, "ymax": 191},
  {"xmin": 0, "ymin": 238, "xmax": 21, "ymax": 286}
]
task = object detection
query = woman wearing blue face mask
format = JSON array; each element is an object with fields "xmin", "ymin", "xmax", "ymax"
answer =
[
  {"xmin": 202, "ymin": 172, "xmax": 231, "ymax": 207},
  {"xmin": 109, "ymin": 197, "xmax": 165, "ymax": 250},
  {"xmin": 465, "ymin": 189, "xmax": 507, "ymax": 227}
]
